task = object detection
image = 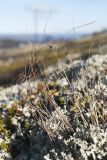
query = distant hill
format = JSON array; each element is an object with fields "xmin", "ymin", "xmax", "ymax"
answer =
[
  {"xmin": 0, "ymin": 39, "xmax": 23, "ymax": 49},
  {"xmin": 0, "ymin": 33, "xmax": 85, "ymax": 44}
]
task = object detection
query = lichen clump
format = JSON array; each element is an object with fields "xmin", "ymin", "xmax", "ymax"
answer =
[{"xmin": 0, "ymin": 54, "xmax": 107, "ymax": 159}]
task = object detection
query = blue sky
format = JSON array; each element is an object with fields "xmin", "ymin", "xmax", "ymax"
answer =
[{"xmin": 0, "ymin": 0, "xmax": 106, "ymax": 34}]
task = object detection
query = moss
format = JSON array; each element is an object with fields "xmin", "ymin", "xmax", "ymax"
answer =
[
  {"xmin": 71, "ymin": 104, "xmax": 78, "ymax": 113},
  {"xmin": 23, "ymin": 121, "xmax": 31, "ymax": 130},
  {"xmin": 0, "ymin": 141, "xmax": 9, "ymax": 152},
  {"xmin": 0, "ymin": 116, "xmax": 6, "ymax": 133},
  {"xmin": 1, "ymin": 103, "xmax": 7, "ymax": 108},
  {"xmin": 12, "ymin": 100, "xmax": 17, "ymax": 107},
  {"xmin": 71, "ymin": 95, "xmax": 90, "ymax": 113},
  {"xmin": 0, "ymin": 116, "xmax": 11, "ymax": 139},
  {"xmin": 5, "ymin": 116, "xmax": 12, "ymax": 129},
  {"xmin": 59, "ymin": 97, "xmax": 65, "ymax": 105},
  {"xmin": 37, "ymin": 81, "xmax": 46, "ymax": 93},
  {"xmin": 48, "ymin": 81, "xmax": 56, "ymax": 90},
  {"xmin": 48, "ymin": 89, "xmax": 56, "ymax": 96},
  {"xmin": 6, "ymin": 105, "xmax": 17, "ymax": 116}
]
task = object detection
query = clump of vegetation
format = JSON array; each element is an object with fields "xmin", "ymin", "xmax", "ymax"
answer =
[{"xmin": 0, "ymin": 30, "xmax": 107, "ymax": 159}]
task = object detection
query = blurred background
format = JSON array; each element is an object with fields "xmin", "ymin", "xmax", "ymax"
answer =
[{"xmin": 0, "ymin": 0, "xmax": 107, "ymax": 87}]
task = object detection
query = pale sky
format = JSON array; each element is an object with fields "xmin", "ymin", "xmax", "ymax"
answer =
[{"xmin": 0, "ymin": 0, "xmax": 106, "ymax": 34}]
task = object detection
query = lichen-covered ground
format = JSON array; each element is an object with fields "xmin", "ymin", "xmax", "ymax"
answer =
[{"xmin": 0, "ymin": 54, "xmax": 107, "ymax": 160}]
